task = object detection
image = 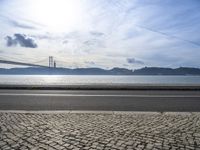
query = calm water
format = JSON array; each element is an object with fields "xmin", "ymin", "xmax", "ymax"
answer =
[{"xmin": 0, "ymin": 75, "xmax": 200, "ymax": 85}]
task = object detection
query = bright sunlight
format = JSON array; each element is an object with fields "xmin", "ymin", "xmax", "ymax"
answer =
[{"xmin": 29, "ymin": 0, "xmax": 84, "ymax": 32}]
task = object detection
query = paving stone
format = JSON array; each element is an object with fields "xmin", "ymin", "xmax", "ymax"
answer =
[{"xmin": 0, "ymin": 112, "xmax": 200, "ymax": 149}]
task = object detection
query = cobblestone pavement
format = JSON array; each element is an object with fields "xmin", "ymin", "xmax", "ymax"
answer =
[{"xmin": 0, "ymin": 112, "xmax": 200, "ymax": 150}]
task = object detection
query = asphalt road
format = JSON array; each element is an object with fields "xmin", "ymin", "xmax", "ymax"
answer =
[{"xmin": 0, "ymin": 90, "xmax": 200, "ymax": 111}]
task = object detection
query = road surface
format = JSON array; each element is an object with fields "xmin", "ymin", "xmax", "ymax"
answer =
[{"xmin": 0, "ymin": 90, "xmax": 200, "ymax": 111}]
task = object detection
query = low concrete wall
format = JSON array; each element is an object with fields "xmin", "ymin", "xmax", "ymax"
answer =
[{"xmin": 0, "ymin": 84, "xmax": 200, "ymax": 90}]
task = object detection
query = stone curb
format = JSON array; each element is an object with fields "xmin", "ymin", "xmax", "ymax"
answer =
[{"xmin": 0, "ymin": 110, "xmax": 194, "ymax": 115}]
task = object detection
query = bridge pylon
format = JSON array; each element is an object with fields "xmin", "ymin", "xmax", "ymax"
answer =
[{"xmin": 49, "ymin": 56, "xmax": 53, "ymax": 68}]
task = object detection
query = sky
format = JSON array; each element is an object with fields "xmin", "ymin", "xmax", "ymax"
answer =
[{"xmin": 0, "ymin": 0, "xmax": 200, "ymax": 69}]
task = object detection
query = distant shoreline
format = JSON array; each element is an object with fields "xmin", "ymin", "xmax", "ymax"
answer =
[{"xmin": 1, "ymin": 66, "xmax": 200, "ymax": 75}]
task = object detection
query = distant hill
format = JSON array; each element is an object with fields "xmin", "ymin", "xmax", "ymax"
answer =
[
  {"xmin": 0, "ymin": 67, "xmax": 200, "ymax": 75},
  {"xmin": 133, "ymin": 67, "xmax": 200, "ymax": 75}
]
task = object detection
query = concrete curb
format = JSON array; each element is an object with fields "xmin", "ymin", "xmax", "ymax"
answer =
[
  {"xmin": 0, "ymin": 110, "xmax": 194, "ymax": 115},
  {"xmin": 0, "ymin": 84, "xmax": 200, "ymax": 90}
]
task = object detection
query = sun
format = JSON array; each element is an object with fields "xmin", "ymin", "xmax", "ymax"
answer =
[{"xmin": 29, "ymin": 0, "xmax": 84, "ymax": 32}]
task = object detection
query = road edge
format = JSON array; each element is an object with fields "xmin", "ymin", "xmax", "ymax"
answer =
[
  {"xmin": 0, "ymin": 84, "xmax": 200, "ymax": 90},
  {"xmin": 0, "ymin": 110, "xmax": 198, "ymax": 115}
]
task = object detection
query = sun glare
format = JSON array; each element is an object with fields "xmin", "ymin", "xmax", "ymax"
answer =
[{"xmin": 29, "ymin": 0, "xmax": 84, "ymax": 32}]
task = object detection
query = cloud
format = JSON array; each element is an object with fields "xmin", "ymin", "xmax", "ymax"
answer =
[
  {"xmin": 9, "ymin": 20, "xmax": 36, "ymax": 29},
  {"xmin": 62, "ymin": 40, "xmax": 68, "ymax": 44},
  {"xmin": 5, "ymin": 34, "xmax": 38, "ymax": 48},
  {"xmin": 90, "ymin": 31, "xmax": 104, "ymax": 37},
  {"xmin": 5, "ymin": 36, "xmax": 17, "ymax": 47},
  {"xmin": 30, "ymin": 33, "xmax": 55, "ymax": 40},
  {"xmin": 0, "ymin": 15, "xmax": 38, "ymax": 30},
  {"xmin": 83, "ymin": 40, "xmax": 97, "ymax": 46},
  {"xmin": 127, "ymin": 58, "xmax": 144, "ymax": 65},
  {"xmin": 85, "ymin": 61, "xmax": 95, "ymax": 65}
]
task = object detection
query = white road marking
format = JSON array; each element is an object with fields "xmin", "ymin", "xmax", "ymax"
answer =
[{"xmin": 0, "ymin": 93, "xmax": 199, "ymax": 97}]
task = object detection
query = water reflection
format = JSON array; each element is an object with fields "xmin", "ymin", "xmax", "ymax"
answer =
[{"xmin": 0, "ymin": 75, "xmax": 200, "ymax": 85}]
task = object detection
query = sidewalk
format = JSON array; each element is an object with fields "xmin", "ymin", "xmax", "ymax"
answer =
[{"xmin": 0, "ymin": 111, "xmax": 200, "ymax": 150}]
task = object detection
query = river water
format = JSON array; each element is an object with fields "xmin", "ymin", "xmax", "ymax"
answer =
[{"xmin": 0, "ymin": 75, "xmax": 200, "ymax": 85}]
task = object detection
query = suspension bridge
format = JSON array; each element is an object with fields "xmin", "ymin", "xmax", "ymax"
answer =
[{"xmin": 0, "ymin": 56, "xmax": 58, "ymax": 68}]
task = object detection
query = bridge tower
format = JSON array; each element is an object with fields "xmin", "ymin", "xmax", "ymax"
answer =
[{"xmin": 49, "ymin": 56, "xmax": 54, "ymax": 68}]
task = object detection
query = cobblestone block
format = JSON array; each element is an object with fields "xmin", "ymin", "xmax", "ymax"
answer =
[{"xmin": 0, "ymin": 112, "xmax": 200, "ymax": 149}]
